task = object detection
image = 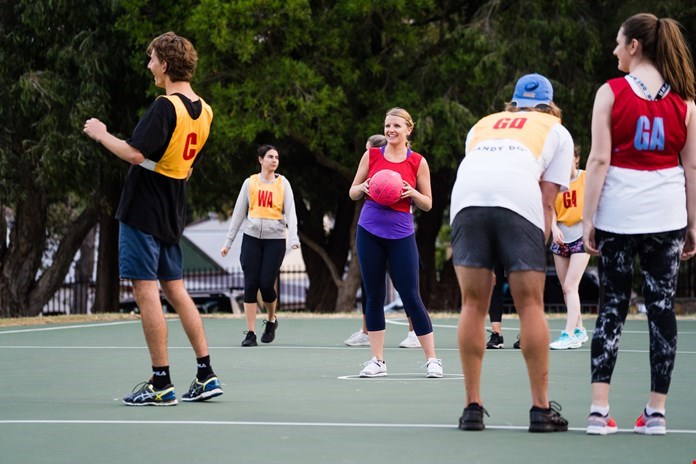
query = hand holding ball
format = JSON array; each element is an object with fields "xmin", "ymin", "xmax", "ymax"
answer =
[{"xmin": 369, "ymin": 169, "xmax": 403, "ymax": 206}]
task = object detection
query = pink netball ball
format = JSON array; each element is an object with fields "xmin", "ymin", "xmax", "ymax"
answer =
[{"xmin": 369, "ymin": 169, "xmax": 403, "ymax": 206}]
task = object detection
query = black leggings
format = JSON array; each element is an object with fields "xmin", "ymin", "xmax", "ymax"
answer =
[
  {"xmin": 240, "ymin": 234, "xmax": 286, "ymax": 303},
  {"xmin": 591, "ymin": 228, "xmax": 684, "ymax": 394}
]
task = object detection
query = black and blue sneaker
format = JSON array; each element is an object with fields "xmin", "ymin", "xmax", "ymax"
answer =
[
  {"xmin": 122, "ymin": 381, "xmax": 177, "ymax": 406},
  {"xmin": 181, "ymin": 375, "xmax": 224, "ymax": 402}
]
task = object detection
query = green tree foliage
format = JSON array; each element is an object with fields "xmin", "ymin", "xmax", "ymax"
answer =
[
  {"xmin": 2, "ymin": 0, "xmax": 695, "ymax": 315},
  {"xmin": 188, "ymin": 0, "xmax": 605, "ymax": 310},
  {"xmin": 0, "ymin": 0, "xmax": 146, "ymax": 316}
]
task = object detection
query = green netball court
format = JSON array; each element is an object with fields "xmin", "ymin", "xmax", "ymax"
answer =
[{"xmin": 1, "ymin": 314, "xmax": 694, "ymax": 464}]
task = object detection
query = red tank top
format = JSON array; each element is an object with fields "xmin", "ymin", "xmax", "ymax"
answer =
[
  {"xmin": 367, "ymin": 147, "xmax": 422, "ymax": 213},
  {"xmin": 608, "ymin": 77, "xmax": 687, "ymax": 170}
]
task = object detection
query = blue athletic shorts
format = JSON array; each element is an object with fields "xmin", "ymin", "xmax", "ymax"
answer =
[
  {"xmin": 451, "ymin": 206, "xmax": 546, "ymax": 272},
  {"xmin": 119, "ymin": 222, "xmax": 183, "ymax": 280}
]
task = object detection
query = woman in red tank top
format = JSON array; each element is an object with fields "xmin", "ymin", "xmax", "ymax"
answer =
[{"xmin": 582, "ymin": 13, "xmax": 696, "ymax": 436}]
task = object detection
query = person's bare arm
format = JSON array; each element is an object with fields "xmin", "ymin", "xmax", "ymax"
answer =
[{"xmin": 84, "ymin": 118, "xmax": 145, "ymax": 165}]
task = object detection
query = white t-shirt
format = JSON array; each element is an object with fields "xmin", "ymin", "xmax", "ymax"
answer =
[{"xmin": 450, "ymin": 110, "xmax": 574, "ymax": 231}]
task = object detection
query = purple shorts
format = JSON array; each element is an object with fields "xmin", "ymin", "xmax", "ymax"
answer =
[{"xmin": 550, "ymin": 237, "xmax": 585, "ymax": 258}]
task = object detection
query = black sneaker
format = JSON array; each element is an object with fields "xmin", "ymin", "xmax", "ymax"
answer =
[
  {"xmin": 486, "ymin": 331, "xmax": 504, "ymax": 349},
  {"xmin": 513, "ymin": 334, "xmax": 521, "ymax": 349},
  {"xmin": 458, "ymin": 403, "xmax": 489, "ymax": 431},
  {"xmin": 260, "ymin": 318, "xmax": 278, "ymax": 343},
  {"xmin": 529, "ymin": 400, "xmax": 569, "ymax": 432},
  {"xmin": 241, "ymin": 331, "xmax": 257, "ymax": 347}
]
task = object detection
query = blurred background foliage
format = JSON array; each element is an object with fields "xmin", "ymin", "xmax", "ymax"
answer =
[{"xmin": 1, "ymin": 0, "xmax": 694, "ymax": 315}]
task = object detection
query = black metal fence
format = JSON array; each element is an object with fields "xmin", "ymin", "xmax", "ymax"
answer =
[
  {"xmin": 40, "ymin": 260, "xmax": 696, "ymax": 315},
  {"xmin": 43, "ymin": 266, "xmax": 309, "ymax": 315}
]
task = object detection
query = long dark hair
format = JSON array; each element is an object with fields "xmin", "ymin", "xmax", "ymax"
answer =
[{"xmin": 621, "ymin": 13, "xmax": 695, "ymax": 100}]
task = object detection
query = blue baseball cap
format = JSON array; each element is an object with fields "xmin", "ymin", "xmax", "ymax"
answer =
[{"xmin": 512, "ymin": 73, "xmax": 553, "ymax": 108}]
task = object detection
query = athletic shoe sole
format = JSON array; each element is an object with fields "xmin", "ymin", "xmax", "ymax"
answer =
[
  {"xmin": 359, "ymin": 372, "xmax": 387, "ymax": 378},
  {"xmin": 550, "ymin": 343, "xmax": 581, "ymax": 350},
  {"xmin": 529, "ymin": 423, "xmax": 568, "ymax": 432},
  {"xmin": 122, "ymin": 399, "xmax": 178, "ymax": 406},
  {"xmin": 634, "ymin": 426, "xmax": 666, "ymax": 435},
  {"xmin": 345, "ymin": 341, "xmax": 371, "ymax": 346},
  {"xmin": 587, "ymin": 425, "xmax": 618, "ymax": 435},
  {"xmin": 182, "ymin": 388, "xmax": 224, "ymax": 402}
]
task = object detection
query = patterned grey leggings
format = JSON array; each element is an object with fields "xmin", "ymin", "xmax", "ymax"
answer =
[{"xmin": 591, "ymin": 228, "xmax": 685, "ymax": 394}]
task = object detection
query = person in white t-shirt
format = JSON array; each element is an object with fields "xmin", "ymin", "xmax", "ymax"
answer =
[{"xmin": 450, "ymin": 73, "xmax": 573, "ymax": 432}]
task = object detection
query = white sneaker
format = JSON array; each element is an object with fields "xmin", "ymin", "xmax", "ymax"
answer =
[
  {"xmin": 344, "ymin": 330, "xmax": 370, "ymax": 346},
  {"xmin": 399, "ymin": 331, "xmax": 421, "ymax": 348},
  {"xmin": 359, "ymin": 357, "xmax": 387, "ymax": 377},
  {"xmin": 550, "ymin": 331, "xmax": 582, "ymax": 350},
  {"xmin": 574, "ymin": 327, "xmax": 589, "ymax": 344},
  {"xmin": 424, "ymin": 358, "xmax": 443, "ymax": 378}
]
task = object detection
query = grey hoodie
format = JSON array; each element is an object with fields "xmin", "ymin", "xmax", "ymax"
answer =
[{"xmin": 223, "ymin": 175, "xmax": 300, "ymax": 249}]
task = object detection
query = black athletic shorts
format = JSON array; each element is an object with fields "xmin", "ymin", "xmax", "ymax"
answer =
[{"xmin": 451, "ymin": 206, "xmax": 546, "ymax": 272}]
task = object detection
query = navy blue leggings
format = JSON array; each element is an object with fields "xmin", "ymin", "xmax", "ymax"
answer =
[
  {"xmin": 240, "ymin": 234, "xmax": 286, "ymax": 303},
  {"xmin": 356, "ymin": 226, "xmax": 433, "ymax": 335}
]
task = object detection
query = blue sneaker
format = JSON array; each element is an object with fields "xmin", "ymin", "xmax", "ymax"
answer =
[
  {"xmin": 181, "ymin": 375, "xmax": 224, "ymax": 402},
  {"xmin": 122, "ymin": 381, "xmax": 177, "ymax": 406}
]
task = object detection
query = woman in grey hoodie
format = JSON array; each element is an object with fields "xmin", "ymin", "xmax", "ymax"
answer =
[{"xmin": 221, "ymin": 145, "xmax": 300, "ymax": 346}]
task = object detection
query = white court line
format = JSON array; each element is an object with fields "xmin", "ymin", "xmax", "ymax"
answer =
[
  {"xmin": 1, "ymin": 345, "xmax": 696, "ymax": 354},
  {"xmin": 1, "ymin": 319, "xmax": 694, "ymax": 336},
  {"xmin": 385, "ymin": 318, "xmax": 696, "ymax": 334},
  {"xmin": 0, "ymin": 321, "xmax": 140, "ymax": 335},
  {"xmin": 337, "ymin": 373, "xmax": 464, "ymax": 380},
  {"xmin": 0, "ymin": 419, "xmax": 694, "ymax": 434}
]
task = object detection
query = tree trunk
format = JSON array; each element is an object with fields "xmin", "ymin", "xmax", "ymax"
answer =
[
  {"xmin": 416, "ymin": 167, "xmax": 456, "ymax": 311},
  {"xmin": 73, "ymin": 226, "xmax": 96, "ymax": 314},
  {"xmin": 0, "ymin": 184, "xmax": 100, "ymax": 317},
  {"xmin": 333, "ymin": 202, "xmax": 363, "ymax": 312},
  {"xmin": 0, "ymin": 202, "xmax": 7, "ymax": 263},
  {"xmin": 93, "ymin": 179, "xmax": 122, "ymax": 313},
  {"xmin": 296, "ymin": 193, "xmax": 358, "ymax": 313},
  {"xmin": 28, "ymin": 205, "xmax": 99, "ymax": 315},
  {"xmin": 0, "ymin": 203, "xmax": 8, "ymax": 315},
  {"xmin": 0, "ymin": 192, "xmax": 47, "ymax": 317}
]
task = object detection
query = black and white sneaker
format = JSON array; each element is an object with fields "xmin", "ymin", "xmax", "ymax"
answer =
[
  {"xmin": 486, "ymin": 331, "xmax": 504, "ymax": 349},
  {"xmin": 260, "ymin": 318, "xmax": 278, "ymax": 343}
]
